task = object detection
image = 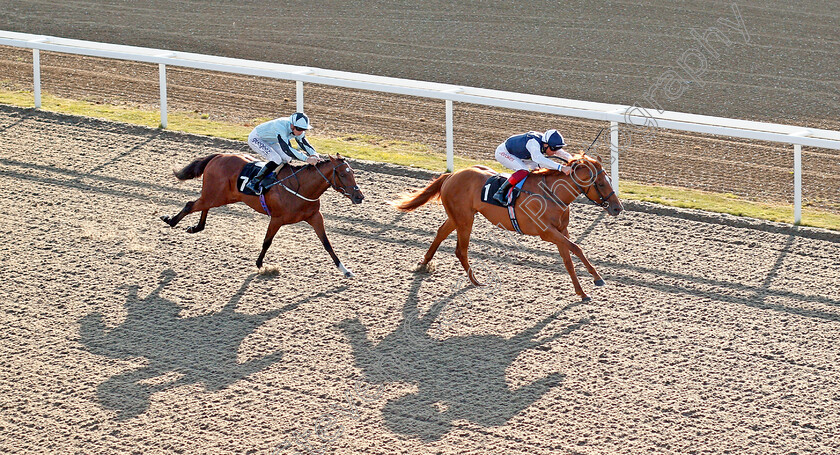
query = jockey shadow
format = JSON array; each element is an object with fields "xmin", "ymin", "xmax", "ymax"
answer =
[
  {"xmin": 78, "ymin": 269, "xmax": 346, "ymax": 420},
  {"xmin": 337, "ymin": 274, "xmax": 589, "ymax": 442}
]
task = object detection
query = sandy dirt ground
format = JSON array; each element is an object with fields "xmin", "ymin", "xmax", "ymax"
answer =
[{"xmin": 1, "ymin": 105, "xmax": 840, "ymax": 454}]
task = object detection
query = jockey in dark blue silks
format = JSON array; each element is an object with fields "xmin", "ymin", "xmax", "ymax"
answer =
[
  {"xmin": 245, "ymin": 112, "xmax": 322, "ymax": 194},
  {"xmin": 492, "ymin": 129, "xmax": 573, "ymax": 205}
]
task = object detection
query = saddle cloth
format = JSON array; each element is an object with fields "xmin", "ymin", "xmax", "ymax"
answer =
[
  {"xmin": 237, "ymin": 161, "xmax": 278, "ymax": 196},
  {"xmin": 480, "ymin": 173, "xmax": 526, "ymax": 207}
]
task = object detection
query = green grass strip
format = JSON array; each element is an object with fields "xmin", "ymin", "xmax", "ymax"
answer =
[{"xmin": 1, "ymin": 89, "xmax": 837, "ymax": 231}]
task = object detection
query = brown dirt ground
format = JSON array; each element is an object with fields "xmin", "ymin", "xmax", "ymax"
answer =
[
  {"xmin": 1, "ymin": 46, "xmax": 839, "ymax": 213},
  {"xmin": 1, "ymin": 105, "xmax": 840, "ymax": 454}
]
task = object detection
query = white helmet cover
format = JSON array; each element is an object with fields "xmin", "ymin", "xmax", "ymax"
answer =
[
  {"xmin": 542, "ymin": 129, "xmax": 566, "ymax": 148},
  {"xmin": 289, "ymin": 112, "xmax": 310, "ymax": 130}
]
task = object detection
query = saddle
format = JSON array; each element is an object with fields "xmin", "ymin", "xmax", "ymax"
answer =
[{"xmin": 237, "ymin": 161, "xmax": 279, "ymax": 196}]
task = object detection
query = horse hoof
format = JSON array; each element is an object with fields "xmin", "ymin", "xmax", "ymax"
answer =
[
  {"xmin": 581, "ymin": 295, "xmax": 592, "ymax": 302},
  {"xmin": 160, "ymin": 215, "xmax": 172, "ymax": 226},
  {"xmin": 338, "ymin": 263, "xmax": 354, "ymax": 278},
  {"xmin": 594, "ymin": 279, "xmax": 605, "ymax": 287}
]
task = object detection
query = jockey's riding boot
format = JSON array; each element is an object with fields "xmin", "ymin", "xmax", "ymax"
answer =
[
  {"xmin": 246, "ymin": 161, "xmax": 279, "ymax": 194},
  {"xmin": 493, "ymin": 180, "xmax": 513, "ymax": 205}
]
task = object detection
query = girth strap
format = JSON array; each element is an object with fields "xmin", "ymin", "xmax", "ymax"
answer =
[
  {"xmin": 259, "ymin": 194, "xmax": 272, "ymax": 216},
  {"xmin": 508, "ymin": 204, "xmax": 523, "ymax": 234}
]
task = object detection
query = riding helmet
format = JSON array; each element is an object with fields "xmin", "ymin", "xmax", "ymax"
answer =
[
  {"xmin": 543, "ymin": 129, "xmax": 566, "ymax": 148},
  {"xmin": 289, "ymin": 112, "xmax": 311, "ymax": 130}
]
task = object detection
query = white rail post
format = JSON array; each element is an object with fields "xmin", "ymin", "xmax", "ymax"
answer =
[
  {"xmin": 296, "ymin": 80, "xmax": 304, "ymax": 112},
  {"xmin": 445, "ymin": 99, "xmax": 454, "ymax": 172},
  {"xmin": 794, "ymin": 144, "xmax": 802, "ymax": 224},
  {"xmin": 32, "ymin": 49, "xmax": 41, "ymax": 108},
  {"xmin": 610, "ymin": 121, "xmax": 619, "ymax": 194},
  {"xmin": 158, "ymin": 63, "xmax": 168, "ymax": 128}
]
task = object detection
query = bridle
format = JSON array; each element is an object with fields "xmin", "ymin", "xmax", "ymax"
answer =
[
  {"xmin": 272, "ymin": 159, "xmax": 358, "ymax": 201},
  {"xmin": 313, "ymin": 160, "xmax": 359, "ymax": 199},
  {"xmin": 571, "ymin": 162, "xmax": 615, "ymax": 209}
]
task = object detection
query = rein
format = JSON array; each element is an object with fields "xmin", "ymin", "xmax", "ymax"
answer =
[
  {"xmin": 267, "ymin": 161, "xmax": 355, "ymax": 202},
  {"xmin": 513, "ymin": 165, "xmax": 614, "ymax": 209}
]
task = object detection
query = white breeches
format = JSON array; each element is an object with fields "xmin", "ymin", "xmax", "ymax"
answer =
[
  {"xmin": 495, "ymin": 144, "xmax": 539, "ymax": 172},
  {"xmin": 248, "ymin": 130, "xmax": 291, "ymax": 164}
]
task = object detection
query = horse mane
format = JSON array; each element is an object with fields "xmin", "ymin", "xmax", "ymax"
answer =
[{"xmin": 568, "ymin": 153, "xmax": 602, "ymax": 167}]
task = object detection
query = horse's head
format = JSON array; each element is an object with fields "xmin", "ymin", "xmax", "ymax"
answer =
[
  {"xmin": 569, "ymin": 154, "xmax": 623, "ymax": 216},
  {"xmin": 321, "ymin": 154, "xmax": 364, "ymax": 204}
]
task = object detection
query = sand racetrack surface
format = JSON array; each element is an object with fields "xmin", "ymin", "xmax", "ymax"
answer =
[{"xmin": 2, "ymin": 105, "xmax": 840, "ymax": 454}]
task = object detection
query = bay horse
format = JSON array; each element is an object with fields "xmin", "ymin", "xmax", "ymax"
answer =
[
  {"xmin": 392, "ymin": 154, "xmax": 622, "ymax": 300},
  {"xmin": 160, "ymin": 154, "xmax": 364, "ymax": 277}
]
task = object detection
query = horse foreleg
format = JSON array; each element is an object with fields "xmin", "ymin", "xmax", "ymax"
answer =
[
  {"xmin": 420, "ymin": 218, "xmax": 456, "ymax": 265},
  {"xmin": 306, "ymin": 211, "xmax": 354, "ymax": 278},
  {"xmin": 559, "ymin": 213, "xmax": 603, "ymax": 285},
  {"xmin": 256, "ymin": 217, "xmax": 284, "ymax": 268},
  {"xmin": 561, "ymin": 229, "xmax": 604, "ymax": 286},
  {"xmin": 542, "ymin": 230, "xmax": 589, "ymax": 301},
  {"xmin": 186, "ymin": 210, "xmax": 209, "ymax": 234}
]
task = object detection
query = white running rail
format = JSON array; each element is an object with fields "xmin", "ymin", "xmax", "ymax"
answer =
[{"xmin": 2, "ymin": 30, "xmax": 839, "ymax": 224}]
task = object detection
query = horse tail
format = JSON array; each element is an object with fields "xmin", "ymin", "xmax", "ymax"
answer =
[
  {"xmin": 173, "ymin": 154, "xmax": 220, "ymax": 181},
  {"xmin": 391, "ymin": 173, "xmax": 451, "ymax": 212}
]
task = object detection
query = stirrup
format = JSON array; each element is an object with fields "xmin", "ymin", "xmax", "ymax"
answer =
[
  {"xmin": 493, "ymin": 189, "xmax": 510, "ymax": 206},
  {"xmin": 246, "ymin": 179, "xmax": 263, "ymax": 195}
]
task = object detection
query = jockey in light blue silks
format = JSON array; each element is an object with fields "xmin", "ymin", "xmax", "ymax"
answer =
[
  {"xmin": 245, "ymin": 112, "xmax": 321, "ymax": 194},
  {"xmin": 492, "ymin": 129, "xmax": 573, "ymax": 205}
]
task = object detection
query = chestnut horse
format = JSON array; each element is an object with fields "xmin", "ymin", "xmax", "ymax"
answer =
[
  {"xmin": 160, "ymin": 154, "xmax": 364, "ymax": 277},
  {"xmin": 393, "ymin": 154, "xmax": 622, "ymax": 300}
]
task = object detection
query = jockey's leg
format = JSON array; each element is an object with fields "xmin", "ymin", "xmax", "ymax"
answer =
[
  {"xmin": 246, "ymin": 132, "xmax": 288, "ymax": 194},
  {"xmin": 492, "ymin": 145, "xmax": 529, "ymax": 205},
  {"xmin": 245, "ymin": 160, "xmax": 279, "ymax": 194}
]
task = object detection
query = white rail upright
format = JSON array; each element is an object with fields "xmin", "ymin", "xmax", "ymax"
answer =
[
  {"xmin": 610, "ymin": 121, "xmax": 619, "ymax": 194},
  {"xmin": 158, "ymin": 64, "xmax": 168, "ymax": 128},
  {"xmin": 794, "ymin": 144, "xmax": 803, "ymax": 224},
  {"xmin": 2, "ymin": 30, "xmax": 839, "ymax": 224},
  {"xmin": 445, "ymin": 100, "xmax": 454, "ymax": 172},
  {"xmin": 32, "ymin": 49, "xmax": 41, "ymax": 108},
  {"xmin": 296, "ymin": 80, "xmax": 304, "ymax": 113}
]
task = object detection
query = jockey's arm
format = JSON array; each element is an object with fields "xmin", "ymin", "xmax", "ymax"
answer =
[
  {"xmin": 526, "ymin": 138, "xmax": 565, "ymax": 171},
  {"xmin": 294, "ymin": 135, "xmax": 319, "ymax": 158},
  {"xmin": 277, "ymin": 134, "xmax": 309, "ymax": 161}
]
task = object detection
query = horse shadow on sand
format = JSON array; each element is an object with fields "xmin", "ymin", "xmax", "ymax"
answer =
[
  {"xmin": 337, "ymin": 275, "xmax": 589, "ymax": 442},
  {"xmin": 79, "ymin": 269, "xmax": 345, "ymax": 420}
]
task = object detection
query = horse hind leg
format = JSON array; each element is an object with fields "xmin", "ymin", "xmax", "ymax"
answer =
[
  {"xmin": 161, "ymin": 199, "xmax": 212, "ymax": 233},
  {"xmin": 160, "ymin": 200, "xmax": 196, "ymax": 228},
  {"xmin": 186, "ymin": 210, "xmax": 209, "ymax": 233},
  {"xmin": 416, "ymin": 218, "xmax": 456, "ymax": 272},
  {"xmin": 454, "ymin": 217, "xmax": 484, "ymax": 286}
]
